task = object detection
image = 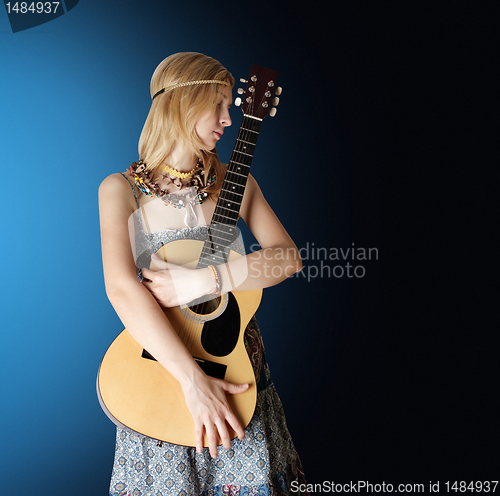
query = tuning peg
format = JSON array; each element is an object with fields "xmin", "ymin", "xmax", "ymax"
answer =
[
  {"xmin": 269, "ymin": 108, "xmax": 277, "ymax": 117},
  {"xmin": 237, "ymin": 88, "xmax": 244, "ymax": 94},
  {"xmin": 275, "ymin": 86, "xmax": 282, "ymax": 96},
  {"xmin": 235, "ymin": 97, "xmax": 242, "ymax": 107},
  {"xmin": 272, "ymin": 97, "xmax": 280, "ymax": 106},
  {"xmin": 240, "ymin": 78, "xmax": 248, "ymax": 83}
]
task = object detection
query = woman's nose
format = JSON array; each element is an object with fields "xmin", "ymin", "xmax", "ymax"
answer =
[{"xmin": 220, "ymin": 108, "xmax": 232, "ymax": 127}]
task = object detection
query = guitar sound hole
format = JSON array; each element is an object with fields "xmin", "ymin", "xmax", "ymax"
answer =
[{"xmin": 187, "ymin": 295, "xmax": 221, "ymax": 315}]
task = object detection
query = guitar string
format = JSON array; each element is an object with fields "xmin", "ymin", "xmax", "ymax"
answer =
[
  {"xmin": 173, "ymin": 119, "xmax": 247, "ymax": 356},
  {"xmin": 192, "ymin": 115, "xmax": 252, "ymax": 334},
  {"xmin": 173, "ymin": 113, "xmax": 260, "ymax": 364},
  {"xmin": 184, "ymin": 115, "xmax": 256, "ymax": 358},
  {"xmin": 202, "ymin": 115, "xmax": 253, "ymax": 286},
  {"xmin": 175, "ymin": 120, "xmax": 252, "ymax": 352}
]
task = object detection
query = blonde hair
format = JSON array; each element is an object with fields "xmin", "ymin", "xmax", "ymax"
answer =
[{"xmin": 138, "ymin": 52, "xmax": 235, "ymax": 201}]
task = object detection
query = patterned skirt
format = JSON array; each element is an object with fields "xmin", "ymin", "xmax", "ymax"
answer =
[{"xmin": 109, "ymin": 317, "xmax": 306, "ymax": 496}]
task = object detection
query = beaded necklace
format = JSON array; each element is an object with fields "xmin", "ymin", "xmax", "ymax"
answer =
[
  {"xmin": 129, "ymin": 159, "xmax": 216, "ymax": 228},
  {"xmin": 158, "ymin": 162, "xmax": 198, "ymax": 180}
]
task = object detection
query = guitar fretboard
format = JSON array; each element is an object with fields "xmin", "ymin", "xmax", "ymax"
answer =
[{"xmin": 197, "ymin": 116, "xmax": 262, "ymax": 269}]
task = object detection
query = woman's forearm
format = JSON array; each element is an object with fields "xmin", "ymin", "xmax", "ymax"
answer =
[
  {"xmin": 105, "ymin": 279, "xmax": 201, "ymax": 387},
  {"xmin": 218, "ymin": 245, "xmax": 302, "ymax": 293}
]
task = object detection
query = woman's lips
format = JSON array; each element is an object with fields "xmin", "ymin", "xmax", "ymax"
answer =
[{"xmin": 214, "ymin": 131, "xmax": 223, "ymax": 140}]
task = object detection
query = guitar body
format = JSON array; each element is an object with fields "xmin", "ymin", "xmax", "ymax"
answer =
[{"xmin": 97, "ymin": 239, "xmax": 262, "ymax": 446}]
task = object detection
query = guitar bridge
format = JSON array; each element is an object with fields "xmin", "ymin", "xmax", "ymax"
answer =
[
  {"xmin": 193, "ymin": 357, "xmax": 227, "ymax": 380},
  {"xmin": 141, "ymin": 349, "xmax": 227, "ymax": 380}
]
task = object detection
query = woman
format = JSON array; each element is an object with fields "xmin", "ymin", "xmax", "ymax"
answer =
[{"xmin": 99, "ymin": 52, "xmax": 306, "ymax": 496}]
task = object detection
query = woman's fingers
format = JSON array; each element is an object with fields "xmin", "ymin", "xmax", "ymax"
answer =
[
  {"xmin": 220, "ymin": 382, "xmax": 248, "ymax": 440},
  {"xmin": 183, "ymin": 375, "xmax": 252, "ymax": 457},
  {"xmin": 215, "ymin": 403, "xmax": 246, "ymax": 442},
  {"xmin": 204, "ymin": 420, "xmax": 219, "ymax": 458},
  {"xmin": 150, "ymin": 252, "xmax": 169, "ymax": 270},
  {"xmin": 141, "ymin": 265, "xmax": 179, "ymax": 306},
  {"xmin": 208, "ymin": 380, "xmax": 249, "ymax": 448},
  {"xmin": 211, "ymin": 381, "xmax": 249, "ymax": 453},
  {"xmin": 222, "ymin": 382, "xmax": 249, "ymax": 394},
  {"xmin": 143, "ymin": 261, "xmax": 202, "ymax": 307},
  {"xmin": 141, "ymin": 267, "xmax": 153, "ymax": 282},
  {"xmin": 193, "ymin": 419, "xmax": 219, "ymax": 458},
  {"xmin": 194, "ymin": 419, "xmax": 204, "ymax": 455},
  {"xmin": 214, "ymin": 417, "xmax": 233, "ymax": 450}
]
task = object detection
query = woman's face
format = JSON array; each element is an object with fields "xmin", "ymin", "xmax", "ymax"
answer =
[{"xmin": 195, "ymin": 85, "xmax": 233, "ymax": 149}]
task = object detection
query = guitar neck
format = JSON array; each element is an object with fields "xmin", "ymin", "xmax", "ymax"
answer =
[{"xmin": 197, "ymin": 115, "xmax": 262, "ymax": 269}]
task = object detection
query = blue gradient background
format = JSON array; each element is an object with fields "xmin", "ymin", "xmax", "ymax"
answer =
[{"xmin": 1, "ymin": 2, "xmax": 497, "ymax": 495}]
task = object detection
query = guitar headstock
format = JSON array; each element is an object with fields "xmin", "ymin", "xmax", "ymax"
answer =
[{"xmin": 235, "ymin": 65, "xmax": 281, "ymax": 119}]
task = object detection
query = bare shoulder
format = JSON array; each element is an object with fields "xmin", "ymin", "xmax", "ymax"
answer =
[
  {"xmin": 246, "ymin": 173, "xmax": 261, "ymax": 192},
  {"xmin": 240, "ymin": 173, "xmax": 267, "ymax": 221},
  {"xmin": 98, "ymin": 171, "xmax": 137, "ymax": 215},
  {"xmin": 99, "ymin": 172, "xmax": 132, "ymax": 195},
  {"xmin": 244, "ymin": 173, "xmax": 265, "ymax": 201}
]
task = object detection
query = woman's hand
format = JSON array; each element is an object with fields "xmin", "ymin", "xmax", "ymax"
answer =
[
  {"xmin": 181, "ymin": 370, "xmax": 249, "ymax": 458},
  {"xmin": 143, "ymin": 253, "xmax": 248, "ymax": 457},
  {"xmin": 142, "ymin": 253, "xmax": 214, "ymax": 307}
]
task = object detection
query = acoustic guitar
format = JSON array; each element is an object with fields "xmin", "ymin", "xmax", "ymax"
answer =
[{"xmin": 97, "ymin": 65, "xmax": 281, "ymax": 446}]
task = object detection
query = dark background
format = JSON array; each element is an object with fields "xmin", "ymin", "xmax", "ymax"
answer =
[{"xmin": 0, "ymin": 1, "xmax": 497, "ymax": 494}]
